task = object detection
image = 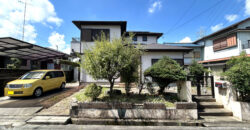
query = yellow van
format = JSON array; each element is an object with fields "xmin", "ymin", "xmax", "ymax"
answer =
[{"xmin": 4, "ymin": 70, "xmax": 66, "ymax": 97}]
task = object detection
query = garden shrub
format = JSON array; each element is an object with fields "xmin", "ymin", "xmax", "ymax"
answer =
[
  {"xmin": 224, "ymin": 51, "xmax": 250, "ymax": 101},
  {"xmin": 144, "ymin": 56, "xmax": 186, "ymax": 95},
  {"xmin": 84, "ymin": 83, "xmax": 102, "ymax": 100}
]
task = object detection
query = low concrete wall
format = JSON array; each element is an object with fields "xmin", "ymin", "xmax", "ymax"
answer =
[
  {"xmin": 70, "ymin": 101, "xmax": 197, "ymax": 120},
  {"xmin": 215, "ymin": 85, "xmax": 250, "ymax": 121}
]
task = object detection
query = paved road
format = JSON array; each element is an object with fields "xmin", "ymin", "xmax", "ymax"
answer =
[
  {"xmin": 1, "ymin": 125, "xmax": 249, "ymax": 130},
  {"xmin": 0, "ymin": 87, "xmax": 74, "ymax": 108}
]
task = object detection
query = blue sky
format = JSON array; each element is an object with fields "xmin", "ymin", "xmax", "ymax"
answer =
[{"xmin": 0, "ymin": 0, "xmax": 249, "ymax": 53}]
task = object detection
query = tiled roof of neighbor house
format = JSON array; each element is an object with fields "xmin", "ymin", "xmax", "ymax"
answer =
[
  {"xmin": 164, "ymin": 43, "xmax": 203, "ymax": 48},
  {"xmin": 140, "ymin": 43, "xmax": 193, "ymax": 52},
  {"xmin": 126, "ymin": 31, "xmax": 163, "ymax": 38},
  {"xmin": 72, "ymin": 21, "xmax": 127, "ymax": 34},
  {"xmin": 0, "ymin": 37, "xmax": 69, "ymax": 60},
  {"xmin": 193, "ymin": 17, "xmax": 250, "ymax": 43},
  {"xmin": 199, "ymin": 54, "xmax": 250, "ymax": 64}
]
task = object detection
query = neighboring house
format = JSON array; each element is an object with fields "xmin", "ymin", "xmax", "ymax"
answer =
[
  {"xmin": 71, "ymin": 21, "xmax": 192, "ymax": 83},
  {"xmin": 193, "ymin": 17, "xmax": 250, "ymax": 81},
  {"xmin": 164, "ymin": 43, "xmax": 203, "ymax": 66}
]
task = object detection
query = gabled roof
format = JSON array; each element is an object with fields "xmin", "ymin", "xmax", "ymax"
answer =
[
  {"xmin": 0, "ymin": 37, "xmax": 69, "ymax": 60},
  {"xmin": 72, "ymin": 21, "xmax": 127, "ymax": 34},
  {"xmin": 140, "ymin": 43, "xmax": 192, "ymax": 52},
  {"xmin": 164, "ymin": 43, "xmax": 203, "ymax": 48},
  {"xmin": 125, "ymin": 31, "xmax": 163, "ymax": 38},
  {"xmin": 194, "ymin": 17, "xmax": 250, "ymax": 43}
]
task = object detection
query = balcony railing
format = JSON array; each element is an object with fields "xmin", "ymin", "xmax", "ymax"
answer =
[{"xmin": 72, "ymin": 37, "xmax": 80, "ymax": 42}]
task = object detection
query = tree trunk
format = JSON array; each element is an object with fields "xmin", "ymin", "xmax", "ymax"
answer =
[
  {"xmin": 109, "ymin": 79, "xmax": 114, "ymax": 96},
  {"xmin": 138, "ymin": 84, "xmax": 143, "ymax": 95},
  {"xmin": 158, "ymin": 86, "xmax": 165, "ymax": 95},
  {"xmin": 125, "ymin": 82, "xmax": 130, "ymax": 96}
]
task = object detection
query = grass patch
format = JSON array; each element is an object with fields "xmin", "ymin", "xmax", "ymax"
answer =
[{"xmin": 75, "ymin": 87, "xmax": 178, "ymax": 107}]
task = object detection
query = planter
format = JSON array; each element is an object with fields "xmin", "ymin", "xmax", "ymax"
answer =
[{"xmin": 70, "ymin": 99, "xmax": 198, "ymax": 123}]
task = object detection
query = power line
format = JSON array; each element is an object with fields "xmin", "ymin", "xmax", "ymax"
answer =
[
  {"xmin": 164, "ymin": 0, "xmax": 224, "ymax": 36},
  {"xmin": 166, "ymin": 0, "xmax": 196, "ymax": 34}
]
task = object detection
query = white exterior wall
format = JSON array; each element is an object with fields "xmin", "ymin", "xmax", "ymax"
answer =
[
  {"xmin": 71, "ymin": 41, "xmax": 80, "ymax": 53},
  {"xmin": 201, "ymin": 39, "xmax": 240, "ymax": 61},
  {"xmin": 199, "ymin": 20, "xmax": 250, "ymax": 61},
  {"xmin": 80, "ymin": 25, "xmax": 121, "ymax": 53},
  {"xmin": 76, "ymin": 25, "xmax": 122, "ymax": 83},
  {"xmin": 132, "ymin": 36, "xmax": 157, "ymax": 44},
  {"xmin": 71, "ymin": 25, "xmax": 122, "ymax": 54},
  {"xmin": 238, "ymin": 31, "xmax": 250, "ymax": 54},
  {"xmin": 141, "ymin": 51, "xmax": 183, "ymax": 80}
]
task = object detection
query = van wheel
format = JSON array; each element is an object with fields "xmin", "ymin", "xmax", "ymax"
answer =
[
  {"xmin": 33, "ymin": 88, "xmax": 43, "ymax": 97},
  {"xmin": 60, "ymin": 83, "xmax": 66, "ymax": 90}
]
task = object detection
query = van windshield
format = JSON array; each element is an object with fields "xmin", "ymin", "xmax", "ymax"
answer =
[{"xmin": 20, "ymin": 72, "xmax": 45, "ymax": 79}]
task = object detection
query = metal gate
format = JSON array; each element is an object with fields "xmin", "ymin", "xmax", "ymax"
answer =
[{"xmin": 188, "ymin": 76, "xmax": 215, "ymax": 97}]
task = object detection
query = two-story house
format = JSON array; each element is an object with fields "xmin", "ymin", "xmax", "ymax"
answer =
[
  {"xmin": 193, "ymin": 17, "xmax": 250, "ymax": 81},
  {"xmin": 71, "ymin": 21, "xmax": 192, "ymax": 83}
]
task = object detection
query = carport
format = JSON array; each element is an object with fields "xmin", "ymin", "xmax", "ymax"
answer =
[
  {"xmin": 0, "ymin": 37, "xmax": 70, "ymax": 96},
  {"xmin": 0, "ymin": 37, "xmax": 69, "ymax": 60}
]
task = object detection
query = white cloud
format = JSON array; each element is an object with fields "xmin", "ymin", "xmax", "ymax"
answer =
[
  {"xmin": 148, "ymin": 1, "xmax": 162, "ymax": 14},
  {"xmin": 0, "ymin": 0, "xmax": 63, "ymax": 43},
  {"xmin": 211, "ymin": 23, "xmax": 223, "ymax": 32},
  {"xmin": 48, "ymin": 32, "xmax": 70, "ymax": 54},
  {"xmin": 225, "ymin": 14, "xmax": 238, "ymax": 22},
  {"xmin": 245, "ymin": 0, "xmax": 250, "ymax": 15},
  {"xmin": 179, "ymin": 37, "xmax": 192, "ymax": 43}
]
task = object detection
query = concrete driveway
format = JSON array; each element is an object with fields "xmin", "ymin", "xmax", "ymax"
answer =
[
  {"xmin": 0, "ymin": 82, "xmax": 80, "ymax": 108},
  {"xmin": 0, "ymin": 87, "xmax": 73, "ymax": 108}
]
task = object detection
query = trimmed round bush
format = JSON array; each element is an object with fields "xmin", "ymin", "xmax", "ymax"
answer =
[{"xmin": 84, "ymin": 83, "xmax": 102, "ymax": 100}]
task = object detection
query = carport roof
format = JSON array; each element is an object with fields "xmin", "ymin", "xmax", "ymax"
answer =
[{"xmin": 0, "ymin": 37, "xmax": 70, "ymax": 60}]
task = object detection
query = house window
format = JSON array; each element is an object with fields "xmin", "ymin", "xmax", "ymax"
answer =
[
  {"xmin": 133, "ymin": 36, "xmax": 137, "ymax": 41},
  {"xmin": 193, "ymin": 51, "xmax": 201, "ymax": 58},
  {"xmin": 173, "ymin": 59, "xmax": 184, "ymax": 66},
  {"xmin": 142, "ymin": 36, "xmax": 147, "ymax": 41},
  {"xmin": 81, "ymin": 29, "xmax": 110, "ymax": 42},
  {"xmin": 247, "ymin": 40, "xmax": 250, "ymax": 48},
  {"xmin": 213, "ymin": 34, "xmax": 237, "ymax": 51},
  {"xmin": 151, "ymin": 59, "xmax": 159, "ymax": 65}
]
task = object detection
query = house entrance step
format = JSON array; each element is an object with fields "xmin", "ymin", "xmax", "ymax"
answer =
[
  {"xmin": 199, "ymin": 116, "xmax": 240, "ymax": 122},
  {"xmin": 198, "ymin": 109, "xmax": 233, "ymax": 116},
  {"xmin": 203, "ymin": 122, "xmax": 250, "ymax": 127},
  {"xmin": 197, "ymin": 102, "xmax": 224, "ymax": 109},
  {"xmin": 193, "ymin": 96, "xmax": 216, "ymax": 102}
]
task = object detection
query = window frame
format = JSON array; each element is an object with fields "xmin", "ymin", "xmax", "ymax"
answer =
[
  {"xmin": 132, "ymin": 36, "xmax": 137, "ymax": 41},
  {"xmin": 213, "ymin": 34, "xmax": 237, "ymax": 51},
  {"xmin": 151, "ymin": 59, "xmax": 159, "ymax": 65},
  {"xmin": 142, "ymin": 36, "xmax": 147, "ymax": 41},
  {"xmin": 81, "ymin": 29, "xmax": 110, "ymax": 42}
]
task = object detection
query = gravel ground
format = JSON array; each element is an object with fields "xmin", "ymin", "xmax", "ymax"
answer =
[{"xmin": 36, "ymin": 89, "xmax": 84, "ymax": 116}]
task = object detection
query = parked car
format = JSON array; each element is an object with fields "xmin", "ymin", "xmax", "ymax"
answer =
[{"xmin": 4, "ymin": 70, "xmax": 66, "ymax": 97}]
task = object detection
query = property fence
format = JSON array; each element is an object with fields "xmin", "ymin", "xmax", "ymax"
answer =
[{"xmin": 187, "ymin": 75, "xmax": 215, "ymax": 97}]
